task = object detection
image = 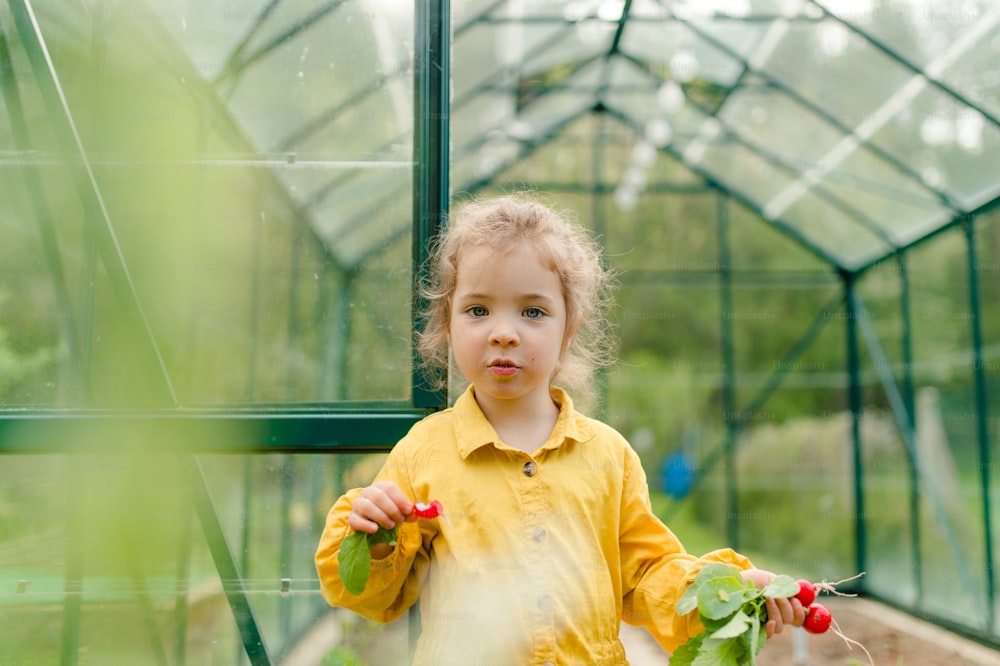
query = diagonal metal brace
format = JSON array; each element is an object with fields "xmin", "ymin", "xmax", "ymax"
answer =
[{"xmin": 188, "ymin": 456, "xmax": 272, "ymax": 666}]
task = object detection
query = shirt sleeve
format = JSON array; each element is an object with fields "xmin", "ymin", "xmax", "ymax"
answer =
[
  {"xmin": 617, "ymin": 447, "xmax": 753, "ymax": 653},
  {"xmin": 314, "ymin": 446, "xmax": 430, "ymax": 624}
]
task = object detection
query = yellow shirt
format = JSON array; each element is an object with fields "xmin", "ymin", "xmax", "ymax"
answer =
[{"xmin": 315, "ymin": 386, "xmax": 752, "ymax": 665}]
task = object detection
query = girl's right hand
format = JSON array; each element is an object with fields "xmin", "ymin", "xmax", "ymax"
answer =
[{"xmin": 347, "ymin": 480, "xmax": 415, "ymax": 534}]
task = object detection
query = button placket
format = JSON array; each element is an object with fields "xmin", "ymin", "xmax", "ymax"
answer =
[{"xmin": 517, "ymin": 453, "xmax": 556, "ymax": 659}]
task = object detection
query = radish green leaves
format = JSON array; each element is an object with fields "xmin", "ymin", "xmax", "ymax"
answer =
[
  {"xmin": 671, "ymin": 563, "xmax": 799, "ymax": 666},
  {"xmin": 337, "ymin": 525, "xmax": 398, "ymax": 596}
]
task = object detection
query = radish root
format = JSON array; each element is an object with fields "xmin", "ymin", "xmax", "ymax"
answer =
[
  {"xmin": 815, "ymin": 571, "xmax": 866, "ymax": 597},
  {"xmin": 830, "ymin": 616, "xmax": 875, "ymax": 666}
]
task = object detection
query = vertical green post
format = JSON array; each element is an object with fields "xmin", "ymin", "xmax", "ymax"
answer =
[
  {"xmin": 965, "ymin": 216, "xmax": 995, "ymax": 629},
  {"xmin": 843, "ymin": 272, "xmax": 867, "ymax": 578},
  {"xmin": 897, "ymin": 253, "xmax": 923, "ymax": 604},
  {"xmin": 409, "ymin": 0, "xmax": 450, "ymax": 656},
  {"xmin": 412, "ymin": 0, "xmax": 450, "ymax": 411},
  {"xmin": 717, "ymin": 192, "xmax": 738, "ymax": 548}
]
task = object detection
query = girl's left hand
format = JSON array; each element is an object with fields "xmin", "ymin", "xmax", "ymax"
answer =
[{"xmin": 741, "ymin": 568, "xmax": 808, "ymax": 638}]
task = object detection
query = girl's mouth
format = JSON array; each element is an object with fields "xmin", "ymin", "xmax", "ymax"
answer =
[{"xmin": 489, "ymin": 361, "xmax": 519, "ymax": 376}]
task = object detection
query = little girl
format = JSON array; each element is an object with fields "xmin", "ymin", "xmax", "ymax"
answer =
[{"xmin": 315, "ymin": 194, "xmax": 804, "ymax": 664}]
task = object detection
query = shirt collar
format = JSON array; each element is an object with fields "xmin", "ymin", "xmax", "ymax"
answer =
[{"xmin": 453, "ymin": 384, "xmax": 596, "ymax": 459}]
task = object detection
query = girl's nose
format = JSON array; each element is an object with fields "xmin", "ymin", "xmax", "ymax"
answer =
[{"xmin": 488, "ymin": 316, "xmax": 519, "ymax": 345}]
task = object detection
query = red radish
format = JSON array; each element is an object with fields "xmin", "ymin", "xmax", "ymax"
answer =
[
  {"xmin": 795, "ymin": 579, "xmax": 817, "ymax": 606},
  {"xmin": 413, "ymin": 500, "xmax": 444, "ymax": 519},
  {"xmin": 804, "ymin": 603, "xmax": 833, "ymax": 634}
]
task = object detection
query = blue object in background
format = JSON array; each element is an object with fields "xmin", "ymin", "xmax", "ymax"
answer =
[{"xmin": 661, "ymin": 450, "xmax": 696, "ymax": 499}]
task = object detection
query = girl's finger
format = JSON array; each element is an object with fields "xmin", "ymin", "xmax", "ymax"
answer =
[
  {"xmin": 765, "ymin": 598, "xmax": 784, "ymax": 635},
  {"xmin": 353, "ymin": 494, "xmax": 396, "ymax": 530},
  {"xmin": 764, "ymin": 617, "xmax": 778, "ymax": 639},
  {"xmin": 372, "ymin": 481, "xmax": 414, "ymax": 521},
  {"xmin": 776, "ymin": 597, "xmax": 796, "ymax": 625},
  {"xmin": 347, "ymin": 506, "xmax": 381, "ymax": 533},
  {"xmin": 791, "ymin": 598, "xmax": 808, "ymax": 627}
]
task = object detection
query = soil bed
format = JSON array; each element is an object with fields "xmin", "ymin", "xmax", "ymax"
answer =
[{"xmin": 754, "ymin": 597, "xmax": 998, "ymax": 666}]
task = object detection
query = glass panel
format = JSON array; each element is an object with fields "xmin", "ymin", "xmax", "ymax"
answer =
[
  {"xmin": 762, "ymin": 16, "xmax": 914, "ymax": 128},
  {"xmin": 453, "ymin": 92, "xmax": 520, "ymax": 152},
  {"xmin": 606, "ymin": 257, "xmax": 730, "ymax": 547},
  {"xmin": 0, "ymin": 1, "xmax": 415, "ymax": 407},
  {"xmin": 728, "ymin": 199, "xmax": 831, "ymax": 272},
  {"xmin": 516, "ymin": 91, "xmax": 595, "ymax": 139},
  {"xmin": 823, "ymin": 148, "xmax": 951, "ymax": 247},
  {"xmin": 905, "ymin": 230, "xmax": 989, "ymax": 628},
  {"xmin": 484, "ymin": 113, "xmax": 605, "ymax": 187},
  {"xmin": 727, "ymin": 282, "xmax": 844, "ymax": 414},
  {"xmin": 854, "ymin": 261, "xmax": 920, "ymax": 605},
  {"xmin": 727, "ymin": 282, "xmax": 849, "ymax": 580},
  {"xmin": 453, "ymin": 137, "xmax": 520, "ymax": 188},
  {"xmin": 452, "ymin": 33, "xmax": 603, "ymax": 152},
  {"xmin": 719, "ymin": 87, "xmax": 846, "ymax": 165},
  {"xmin": 870, "ymin": 86, "xmax": 1000, "ymax": 211},
  {"xmin": 0, "ymin": 451, "xmax": 410, "ymax": 665},
  {"xmin": 688, "ymin": 131, "xmax": 799, "ymax": 208},
  {"xmin": 629, "ymin": 20, "xmax": 748, "ymax": 87},
  {"xmin": 779, "ymin": 192, "xmax": 895, "ymax": 269},
  {"xmin": 606, "ymin": 191, "xmax": 719, "ymax": 273},
  {"xmin": 823, "ymin": 0, "xmax": 1000, "ymax": 119},
  {"xmin": 681, "ymin": 18, "xmax": 768, "ymax": 76},
  {"xmin": 937, "ymin": 17, "xmax": 1000, "ymax": 121},
  {"xmin": 603, "ymin": 59, "xmax": 683, "ymax": 141},
  {"xmin": 453, "ymin": 6, "xmax": 608, "ymax": 101},
  {"xmin": 734, "ymin": 383, "xmax": 855, "ymax": 580}
]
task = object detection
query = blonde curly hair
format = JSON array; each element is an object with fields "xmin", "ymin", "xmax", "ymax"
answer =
[{"xmin": 416, "ymin": 193, "xmax": 617, "ymax": 403}]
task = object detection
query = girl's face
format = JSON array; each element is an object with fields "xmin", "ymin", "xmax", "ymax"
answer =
[{"xmin": 449, "ymin": 244, "xmax": 571, "ymax": 413}]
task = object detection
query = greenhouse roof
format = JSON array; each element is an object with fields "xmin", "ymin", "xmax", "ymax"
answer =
[
  {"xmin": 7, "ymin": 1, "xmax": 998, "ymax": 278},
  {"xmin": 448, "ymin": 0, "xmax": 1000, "ymax": 272}
]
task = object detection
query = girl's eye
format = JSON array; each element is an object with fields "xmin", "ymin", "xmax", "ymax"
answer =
[
  {"xmin": 467, "ymin": 305, "xmax": 488, "ymax": 317},
  {"xmin": 523, "ymin": 307, "xmax": 545, "ymax": 319}
]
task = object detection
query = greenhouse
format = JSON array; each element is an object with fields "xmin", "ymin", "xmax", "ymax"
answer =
[{"xmin": 1, "ymin": 0, "xmax": 998, "ymax": 664}]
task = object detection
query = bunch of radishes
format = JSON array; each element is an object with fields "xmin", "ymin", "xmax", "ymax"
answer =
[
  {"xmin": 794, "ymin": 579, "xmax": 833, "ymax": 634},
  {"xmin": 793, "ymin": 574, "xmax": 872, "ymax": 665}
]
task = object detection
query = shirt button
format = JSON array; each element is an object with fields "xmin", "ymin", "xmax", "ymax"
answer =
[
  {"xmin": 522, "ymin": 460, "xmax": 538, "ymax": 477},
  {"xmin": 537, "ymin": 595, "xmax": 552, "ymax": 610},
  {"xmin": 532, "ymin": 527, "xmax": 547, "ymax": 542}
]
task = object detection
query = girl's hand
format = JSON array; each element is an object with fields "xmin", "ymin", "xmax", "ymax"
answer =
[
  {"xmin": 741, "ymin": 568, "xmax": 808, "ymax": 638},
  {"xmin": 347, "ymin": 481, "xmax": 415, "ymax": 534}
]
